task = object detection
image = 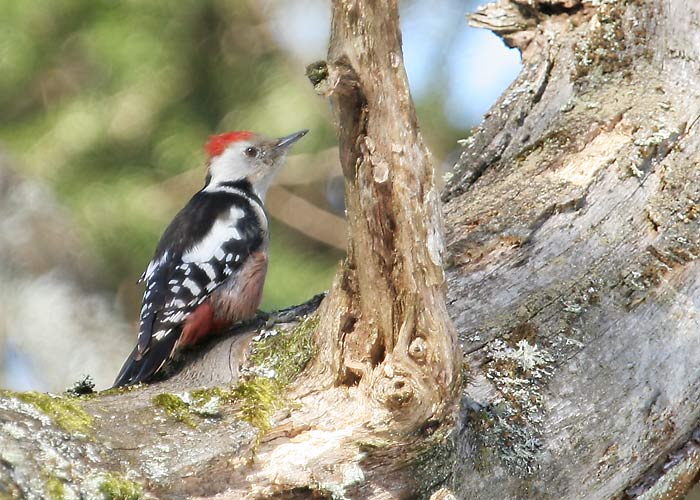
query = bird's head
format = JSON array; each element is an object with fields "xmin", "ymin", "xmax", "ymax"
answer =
[{"xmin": 204, "ymin": 129, "xmax": 308, "ymax": 198}]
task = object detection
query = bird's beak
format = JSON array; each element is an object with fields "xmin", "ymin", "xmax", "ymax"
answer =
[{"xmin": 274, "ymin": 129, "xmax": 309, "ymax": 150}]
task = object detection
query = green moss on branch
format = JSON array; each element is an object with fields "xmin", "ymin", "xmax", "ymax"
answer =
[
  {"xmin": 0, "ymin": 390, "xmax": 93, "ymax": 435},
  {"xmin": 45, "ymin": 474, "xmax": 66, "ymax": 500},
  {"xmin": 151, "ymin": 315, "xmax": 319, "ymax": 434},
  {"xmin": 98, "ymin": 473, "xmax": 143, "ymax": 500},
  {"xmin": 248, "ymin": 314, "xmax": 319, "ymax": 384}
]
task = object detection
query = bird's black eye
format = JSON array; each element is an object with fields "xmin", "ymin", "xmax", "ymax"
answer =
[{"xmin": 244, "ymin": 146, "xmax": 259, "ymax": 158}]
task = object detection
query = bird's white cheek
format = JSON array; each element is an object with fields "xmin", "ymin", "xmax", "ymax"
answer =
[{"xmin": 208, "ymin": 149, "xmax": 250, "ymax": 183}]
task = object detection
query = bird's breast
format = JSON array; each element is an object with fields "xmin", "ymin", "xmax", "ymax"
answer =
[{"xmin": 210, "ymin": 250, "xmax": 268, "ymax": 325}]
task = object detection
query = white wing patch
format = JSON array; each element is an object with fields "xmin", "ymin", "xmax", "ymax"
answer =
[
  {"xmin": 199, "ymin": 262, "xmax": 217, "ymax": 280},
  {"xmin": 182, "ymin": 277, "xmax": 202, "ymax": 295},
  {"xmin": 181, "ymin": 207, "xmax": 245, "ymax": 264}
]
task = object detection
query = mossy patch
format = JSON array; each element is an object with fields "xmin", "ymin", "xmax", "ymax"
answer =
[
  {"xmin": 151, "ymin": 393, "xmax": 196, "ymax": 427},
  {"xmin": 471, "ymin": 338, "xmax": 555, "ymax": 475},
  {"xmin": 233, "ymin": 315, "xmax": 319, "ymax": 433},
  {"xmin": 189, "ymin": 386, "xmax": 234, "ymax": 415},
  {"xmin": 248, "ymin": 314, "xmax": 319, "ymax": 384},
  {"xmin": 98, "ymin": 473, "xmax": 143, "ymax": 500},
  {"xmin": 45, "ymin": 474, "xmax": 66, "ymax": 500},
  {"xmin": 151, "ymin": 315, "xmax": 318, "ymax": 435},
  {"xmin": 151, "ymin": 315, "xmax": 319, "ymax": 435},
  {"xmin": 97, "ymin": 384, "xmax": 141, "ymax": 397},
  {"xmin": 231, "ymin": 377, "xmax": 284, "ymax": 433},
  {"xmin": 152, "ymin": 382, "xmax": 283, "ymax": 433},
  {"xmin": 0, "ymin": 390, "xmax": 93, "ymax": 435},
  {"xmin": 235, "ymin": 314, "xmax": 319, "ymax": 434},
  {"xmin": 152, "ymin": 387, "xmax": 230, "ymax": 427}
]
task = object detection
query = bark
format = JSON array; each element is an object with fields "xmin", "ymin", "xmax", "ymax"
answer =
[
  {"xmin": 447, "ymin": 1, "xmax": 700, "ymax": 498},
  {"xmin": 2, "ymin": 0, "xmax": 700, "ymax": 499}
]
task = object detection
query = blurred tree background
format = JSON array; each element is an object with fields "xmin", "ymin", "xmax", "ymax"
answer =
[{"xmin": 0, "ymin": 0, "xmax": 520, "ymax": 390}]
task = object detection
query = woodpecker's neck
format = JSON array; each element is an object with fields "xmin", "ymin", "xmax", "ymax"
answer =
[
  {"xmin": 248, "ymin": 173, "xmax": 275, "ymax": 201},
  {"xmin": 204, "ymin": 178, "xmax": 266, "ymax": 205},
  {"xmin": 203, "ymin": 175, "xmax": 270, "ymax": 202}
]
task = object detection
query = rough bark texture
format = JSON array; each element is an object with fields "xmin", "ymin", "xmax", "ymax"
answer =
[
  {"xmin": 305, "ymin": 0, "xmax": 461, "ymax": 431},
  {"xmin": 2, "ymin": 0, "xmax": 700, "ymax": 499},
  {"xmin": 447, "ymin": 0, "xmax": 700, "ymax": 498}
]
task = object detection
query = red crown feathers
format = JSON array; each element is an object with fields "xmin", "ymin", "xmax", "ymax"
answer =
[{"xmin": 205, "ymin": 131, "xmax": 254, "ymax": 157}]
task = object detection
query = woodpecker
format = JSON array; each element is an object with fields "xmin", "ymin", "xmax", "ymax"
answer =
[{"xmin": 113, "ymin": 129, "xmax": 308, "ymax": 387}]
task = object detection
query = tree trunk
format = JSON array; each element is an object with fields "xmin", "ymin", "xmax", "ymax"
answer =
[
  {"xmin": 447, "ymin": 0, "xmax": 700, "ymax": 498},
  {"xmin": 2, "ymin": 0, "xmax": 700, "ymax": 499}
]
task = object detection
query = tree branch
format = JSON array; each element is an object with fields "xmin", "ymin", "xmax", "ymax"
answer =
[{"xmin": 446, "ymin": 1, "xmax": 700, "ymax": 498}]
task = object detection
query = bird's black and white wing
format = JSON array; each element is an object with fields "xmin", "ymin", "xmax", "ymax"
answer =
[{"xmin": 113, "ymin": 187, "xmax": 266, "ymax": 386}]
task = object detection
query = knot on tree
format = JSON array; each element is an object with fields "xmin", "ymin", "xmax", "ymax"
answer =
[
  {"xmin": 305, "ymin": 57, "xmax": 363, "ymax": 99},
  {"xmin": 376, "ymin": 373, "xmax": 414, "ymax": 410}
]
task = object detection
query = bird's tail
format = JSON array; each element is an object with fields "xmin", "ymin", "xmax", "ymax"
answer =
[{"xmin": 112, "ymin": 331, "xmax": 179, "ymax": 387}]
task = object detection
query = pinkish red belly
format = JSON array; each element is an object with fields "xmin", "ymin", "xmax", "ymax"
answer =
[{"xmin": 179, "ymin": 301, "xmax": 215, "ymax": 347}]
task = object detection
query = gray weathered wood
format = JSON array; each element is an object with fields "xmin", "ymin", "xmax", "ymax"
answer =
[{"xmin": 447, "ymin": 1, "xmax": 700, "ymax": 498}]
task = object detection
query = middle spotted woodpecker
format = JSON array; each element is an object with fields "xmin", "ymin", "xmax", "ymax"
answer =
[{"xmin": 113, "ymin": 129, "xmax": 308, "ymax": 387}]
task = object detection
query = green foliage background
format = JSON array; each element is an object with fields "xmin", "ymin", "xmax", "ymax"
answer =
[{"xmin": 0, "ymin": 0, "xmax": 463, "ymax": 315}]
